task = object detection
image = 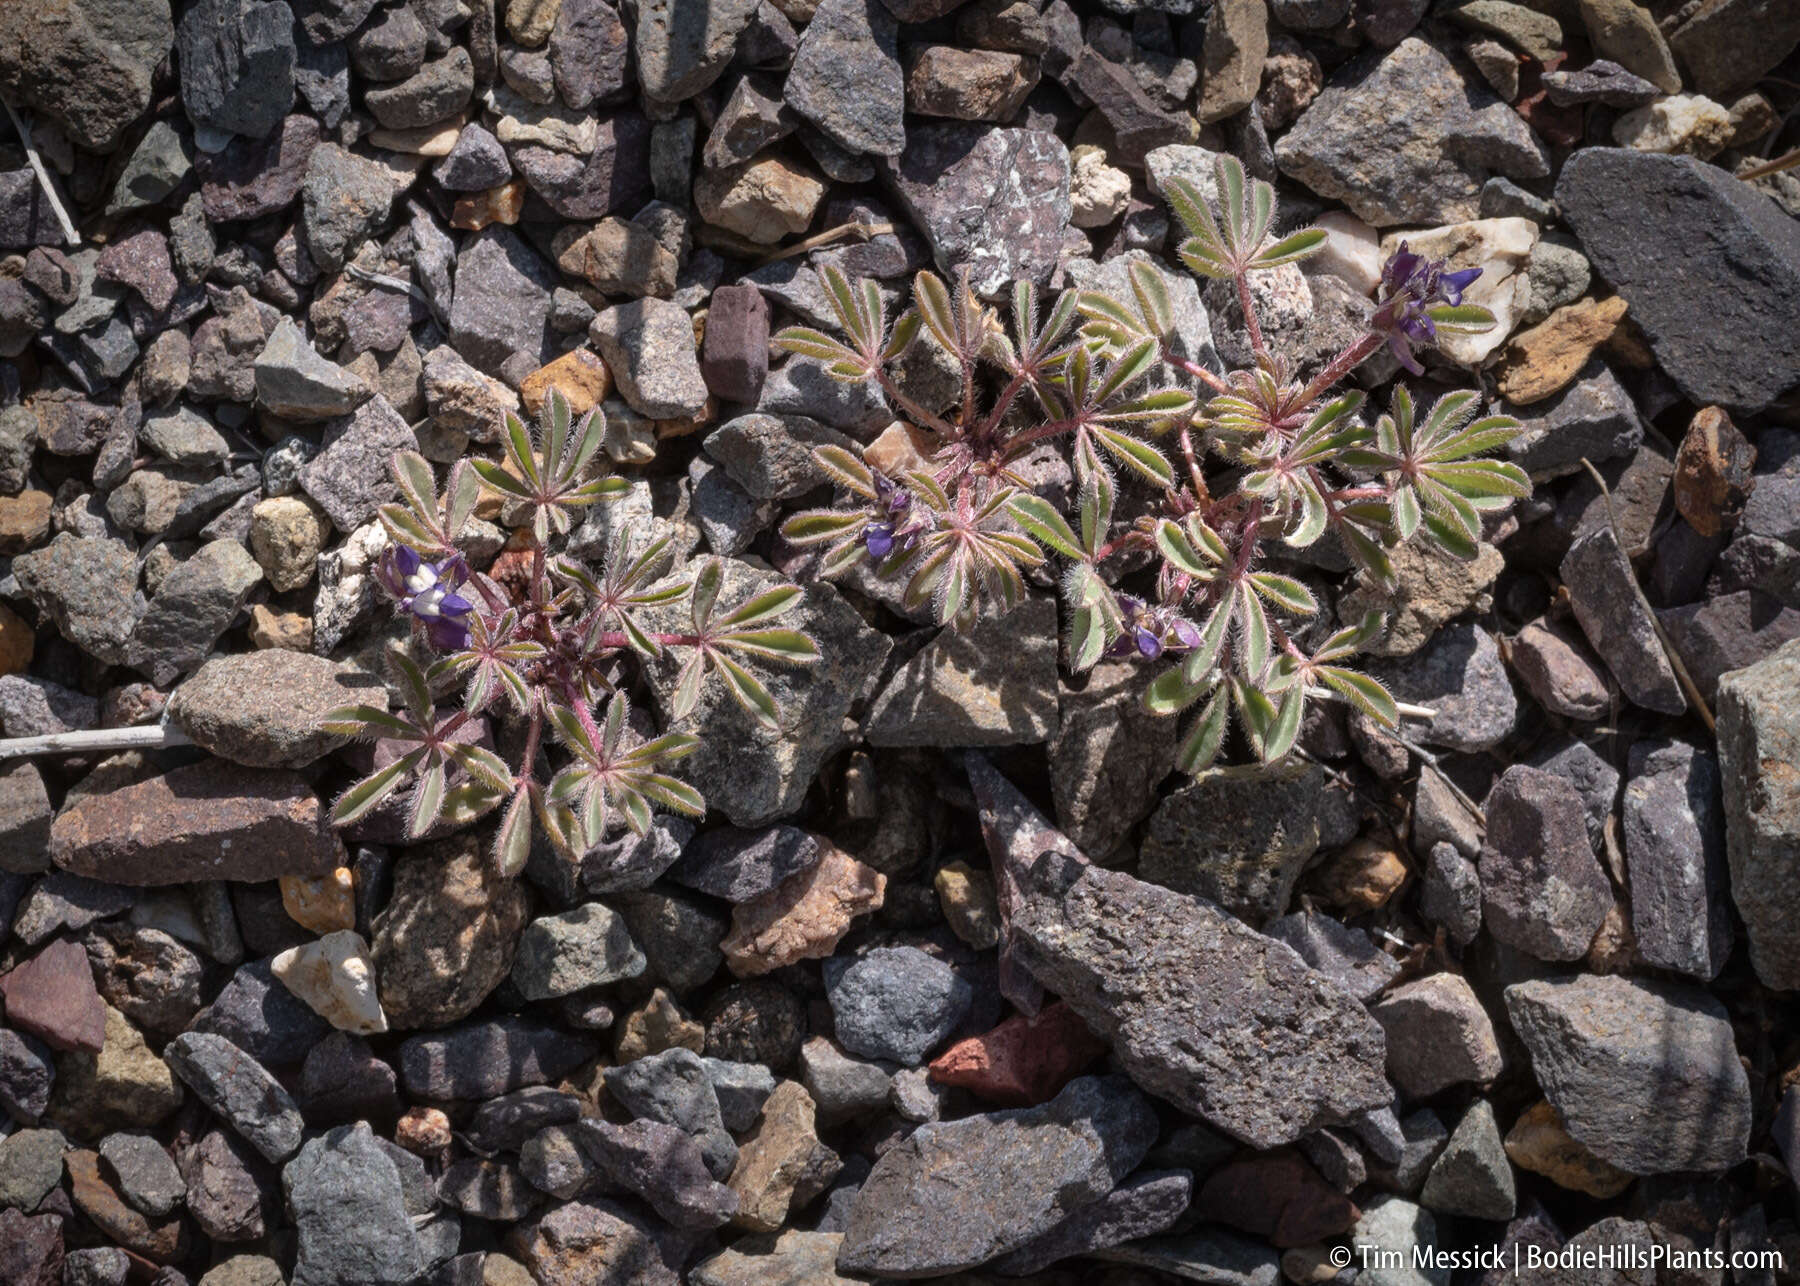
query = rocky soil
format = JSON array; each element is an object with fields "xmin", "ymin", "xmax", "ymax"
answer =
[{"xmin": 0, "ymin": 0, "xmax": 1798, "ymax": 1283}]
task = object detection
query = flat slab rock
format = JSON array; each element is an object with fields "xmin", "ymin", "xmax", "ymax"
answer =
[
  {"xmin": 51, "ymin": 760, "xmax": 343, "ymax": 885},
  {"xmin": 836, "ymin": 1074, "xmax": 1158, "ymax": 1277},
  {"xmin": 1010, "ymin": 851, "xmax": 1391, "ymax": 1148},
  {"xmin": 1504, "ymin": 973, "xmax": 1750, "ymax": 1175}
]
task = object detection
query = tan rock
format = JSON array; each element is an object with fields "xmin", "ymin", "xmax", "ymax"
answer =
[
  {"xmin": 368, "ymin": 117, "xmax": 466, "ymax": 156},
  {"xmin": 860, "ymin": 421, "xmax": 935, "ymax": 476},
  {"xmin": 1068, "ymin": 145, "xmax": 1130, "ymax": 229},
  {"xmin": 281, "ymin": 867, "xmax": 356, "ymax": 934},
  {"xmin": 1339, "ymin": 539, "xmax": 1504, "ymax": 658},
  {"xmin": 507, "ymin": 0, "xmax": 562, "ymax": 45},
  {"xmin": 249, "ymin": 495, "xmax": 331, "ymax": 592},
  {"xmin": 722, "ymin": 842, "xmax": 886, "ymax": 977},
  {"xmin": 1312, "ymin": 835, "xmax": 1408, "ymax": 914},
  {"xmin": 727, "ymin": 1080, "xmax": 834, "ymax": 1232},
  {"xmin": 452, "ymin": 179, "xmax": 528, "ymax": 231},
  {"xmin": 553, "ymin": 219, "xmax": 678, "ymax": 298},
  {"xmin": 396, "ymin": 1105, "xmax": 453, "ymax": 1158},
  {"xmin": 695, "ymin": 156, "xmax": 825, "ymax": 245},
  {"xmin": 520, "ymin": 347, "xmax": 613, "ymax": 419},
  {"xmin": 0, "ymin": 489, "xmax": 52, "ymax": 554},
  {"xmin": 692, "ymin": 1230, "xmax": 854, "ymax": 1286},
  {"xmin": 45, "ymin": 1005, "xmax": 184, "ymax": 1139},
  {"xmin": 371, "ymin": 833, "xmax": 530, "ymax": 1028},
  {"xmin": 1613, "ymin": 93, "xmax": 1732, "ymax": 158},
  {"xmin": 1495, "ymin": 295, "xmax": 1631, "ymax": 405},
  {"xmin": 1672, "ymin": 405, "xmax": 1755, "ymax": 538},
  {"xmin": 613, "ymin": 987, "xmax": 704, "ymax": 1062},
  {"xmin": 248, "ymin": 604, "xmax": 314, "ymax": 651},
  {"xmin": 934, "ymin": 860, "xmax": 1001, "ymax": 949},
  {"xmin": 271, "ymin": 930, "xmax": 388, "ymax": 1034},
  {"xmin": 1504, "ymin": 1100, "xmax": 1633, "ymax": 1197},
  {"xmin": 904, "ymin": 46, "xmax": 1038, "ymax": 122}
]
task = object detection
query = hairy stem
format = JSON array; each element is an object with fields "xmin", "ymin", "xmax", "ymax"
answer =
[
  {"xmin": 1233, "ymin": 270, "xmax": 1268, "ymax": 362},
  {"xmin": 1162, "ymin": 347, "xmax": 1230, "ymax": 396},
  {"xmin": 1297, "ymin": 331, "xmax": 1386, "ymax": 406}
]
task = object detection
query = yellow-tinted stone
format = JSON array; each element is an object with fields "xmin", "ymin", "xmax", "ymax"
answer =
[
  {"xmin": 520, "ymin": 347, "xmax": 613, "ymax": 419},
  {"xmin": 1496, "ymin": 295, "xmax": 1631, "ymax": 405},
  {"xmin": 281, "ymin": 867, "xmax": 357, "ymax": 934},
  {"xmin": 0, "ymin": 601, "xmax": 34, "ymax": 675}
]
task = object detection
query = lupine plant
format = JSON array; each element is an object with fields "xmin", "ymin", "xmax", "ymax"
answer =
[
  {"xmin": 321, "ymin": 392, "xmax": 819, "ymax": 874},
  {"xmin": 779, "ymin": 155, "xmax": 1530, "ymax": 772}
]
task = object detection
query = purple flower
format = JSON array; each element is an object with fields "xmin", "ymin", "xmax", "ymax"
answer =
[
  {"xmin": 1371, "ymin": 243, "xmax": 1483, "ymax": 376},
  {"xmin": 864, "ymin": 474, "xmax": 923, "ymax": 561},
  {"xmin": 377, "ymin": 545, "xmax": 475, "ymax": 650},
  {"xmin": 1106, "ymin": 595, "xmax": 1198, "ymax": 661}
]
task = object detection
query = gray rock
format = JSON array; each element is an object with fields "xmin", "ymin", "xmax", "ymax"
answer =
[
  {"xmin": 1047, "ymin": 660, "xmax": 1183, "ymax": 859},
  {"xmin": 864, "ymin": 597, "xmax": 1060, "ymax": 746},
  {"xmin": 193, "ymin": 957, "xmax": 333, "ymax": 1066},
  {"xmin": 99, "ymin": 1131, "xmax": 185, "ymax": 1217},
  {"xmin": 0, "ymin": 1027, "xmax": 55, "ymax": 1121},
  {"xmin": 702, "ymin": 1058, "xmax": 777, "ymax": 1132},
  {"xmin": 669, "ymin": 825, "xmax": 820, "ymax": 902},
  {"xmin": 1506, "ymin": 974, "xmax": 1751, "ymax": 1174},
  {"xmin": 1480, "ymin": 764, "xmax": 1612, "ymax": 961},
  {"xmin": 433, "ymin": 124, "xmax": 511, "ymax": 191},
  {"xmin": 509, "ymin": 902, "xmax": 647, "ymax": 1000},
  {"xmin": 1365, "ymin": 623, "xmax": 1516, "ymax": 752},
  {"xmin": 131, "ymin": 538, "xmax": 263, "ymax": 686},
  {"xmin": 509, "ymin": 112, "xmax": 654, "ymax": 219},
  {"xmin": 992, "ymin": 1168, "xmax": 1193, "ymax": 1275},
  {"xmin": 12, "ymin": 870, "xmax": 132, "ymax": 944},
  {"xmin": 756, "ymin": 355, "xmax": 892, "ymax": 434},
  {"xmin": 798, "ymin": 1036, "xmax": 892, "ymax": 1122},
  {"xmin": 164, "ymin": 1031, "xmax": 304, "ymax": 1162},
  {"xmin": 0, "ymin": 1126, "xmax": 67, "ymax": 1210},
  {"xmin": 1542, "ymin": 58, "xmax": 1660, "ymax": 107},
  {"xmin": 1659, "ymin": 590, "xmax": 1800, "ymax": 704},
  {"xmin": 1351, "ymin": 1197, "xmax": 1448, "ymax": 1286},
  {"xmin": 285, "ymin": 1122, "xmax": 425, "ymax": 1286},
  {"xmin": 349, "ymin": 3, "xmax": 427, "ymax": 80},
  {"xmin": 581, "ymin": 817, "xmax": 693, "ymax": 895},
  {"xmin": 1524, "ymin": 735, "xmax": 1618, "ymax": 848},
  {"xmin": 1274, "ymin": 35, "xmax": 1548, "ymax": 226},
  {"xmin": 1370, "ymin": 973, "xmax": 1502, "ymax": 1099},
  {"xmin": 298, "ymin": 144, "xmax": 398, "ymax": 273},
  {"xmin": 571, "ymin": 1117, "xmax": 739, "ymax": 1228},
  {"xmin": 197, "ymin": 114, "xmax": 318, "ymax": 222},
  {"xmin": 13, "ymin": 533, "xmax": 142, "ymax": 665},
  {"xmin": 448, "ymin": 225, "xmax": 556, "ymax": 371},
  {"xmin": 436, "ymin": 1157, "xmax": 536, "ymax": 1220},
  {"xmin": 298, "ymin": 394, "xmax": 415, "ymax": 532},
  {"xmin": 398, "ymin": 1018, "xmax": 598, "ymax": 1100},
  {"xmin": 1506, "ymin": 362, "xmax": 1643, "ymax": 480},
  {"xmin": 1562, "ymin": 523, "xmax": 1686, "ymax": 715},
  {"xmin": 551, "ymin": 0, "xmax": 632, "ymax": 109},
  {"xmin": 140, "ymin": 407, "xmax": 230, "ymax": 466},
  {"xmin": 1141, "ymin": 761, "xmax": 1356, "ymax": 926},
  {"xmin": 365, "ymin": 47, "xmax": 473, "ymax": 130},
  {"xmin": 590, "ymin": 298, "xmax": 709, "ymax": 419},
  {"xmin": 605, "ymin": 1047, "xmax": 737, "ymax": 1180},
  {"xmin": 1374, "ymin": 1108, "xmax": 1447, "ymax": 1196},
  {"xmin": 177, "ymin": 0, "xmax": 296, "ymax": 141},
  {"xmin": 63, "ymin": 1249, "xmax": 129, "ymax": 1286},
  {"xmin": 636, "ymin": 0, "xmax": 757, "ymax": 101},
  {"xmin": 785, "ymin": 0, "xmax": 904, "ymax": 157},
  {"xmin": 1624, "ymin": 739, "xmax": 1731, "ymax": 981},
  {"xmin": 0, "ymin": 0, "xmax": 174, "ymax": 153},
  {"xmin": 642, "ymin": 562, "xmax": 891, "ymax": 825},
  {"xmin": 838, "ymin": 1075, "xmax": 1159, "ymax": 1277},
  {"xmin": 1558, "ymin": 148, "xmax": 1800, "ymax": 414},
  {"xmin": 704, "ymin": 414, "xmax": 856, "ymax": 500},
  {"xmin": 511, "ymin": 1199, "xmax": 679, "ymax": 1286},
  {"xmin": 254, "ymin": 316, "xmax": 369, "ymax": 421},
  {"xmin": 85, "ymin": 923, "xmax": 205, "ymax": 1039},
  {"xmin": 1419, "ymin": 1099, "xmax": 1514, "ymax": 1222},
  {"xmin": 882, "ymin": 123, "xmax": 1072, "ymax": 295},
  {"xmin": 824, "ymin": 946, "xmax": 970, "ymax": 1067},
  {"xmin": 1718, "ymin": 639, "xmax": 1800, "ymax": 990},
  {"xmin": 466, "ymin": 1086, "xmax": 584, "ymax": 1154},
  {"xmin": 1265, "ymin": 910, "xmax": 1401, "ymax": 1003},
  {"xmin": 299, "ymin": 1031, "xmax": 399, "ymax": 1127},
  {"xmin": 0, "ymin": 763, "xmax": 54, "ymax": 876},
  {"xmin": 1419, "ymin": 841, "xmax": 1481, "ymax": 946},
  {"xmin": 1011, "ymin": 852, "xmax": 1391, "ymax": 1148},
  {"xmin": 170, "ymin": 650, "xmax": 380, "ymax": 769}
]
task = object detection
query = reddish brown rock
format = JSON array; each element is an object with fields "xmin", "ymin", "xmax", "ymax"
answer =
[
  {"xmin": 1194, "ymin": 1150, "xmax": 1359, "ymax": 1248},
  {"xmin": 700, "ymin": 284, "xmax": 770, "ymax": 405},
  {"xmin": 927, "ymin": 1002, "xmax": 1106, "ymax": 1106},
  {"xmin": 0, "ymin": 937, "xmax": 107, "ymax": 1053},
  {"xmin": 1673, "ymin": 405, "xmax": 1756, "ymax": 538},
  {"xmin": 50, "ymin": 761, "xmax": 343, "ymax": 885},
  {"xmin": 66, "ymin": 1148, "xmax": 188, "ymax": 1263}
]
